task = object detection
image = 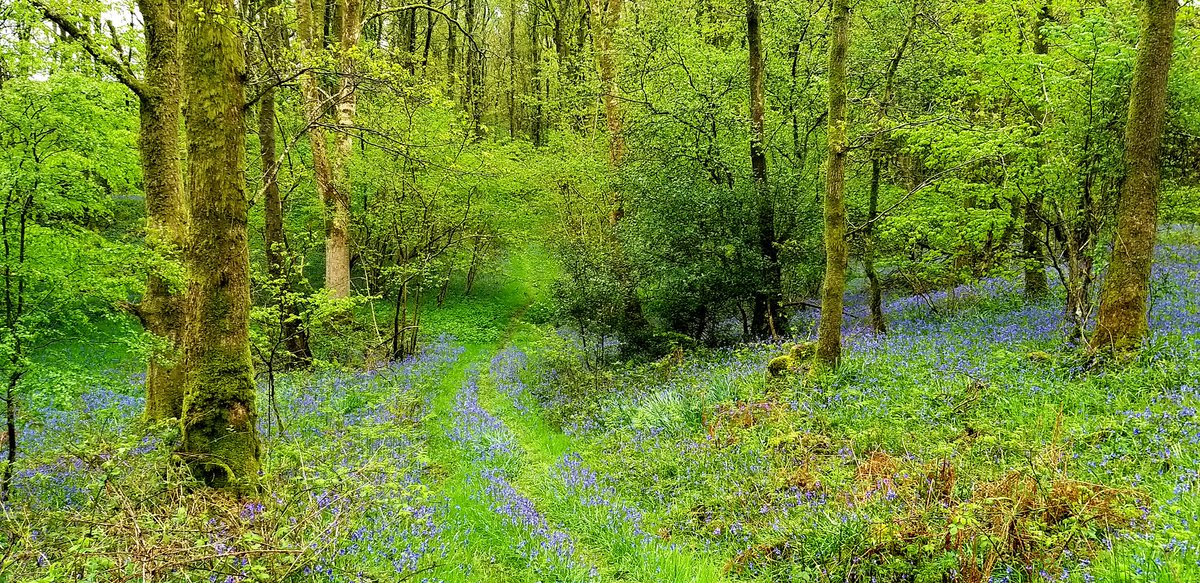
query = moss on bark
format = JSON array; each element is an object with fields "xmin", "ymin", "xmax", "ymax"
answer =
[
  {"xmin": 815, "ymin": 0, "xmax": 851, "ymax": 371},
  {"xmin": 1092, "ymin": 0, "xmax": 1178, "ymax": 352},
  {"xmin": 179, "ymin": 0, "xmax": 260, "ymax": 488}
]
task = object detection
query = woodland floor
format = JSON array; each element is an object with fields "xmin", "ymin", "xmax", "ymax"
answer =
[{"xmin": 5, "ymin": 231, "xmax": 1200, "ymax": 582}]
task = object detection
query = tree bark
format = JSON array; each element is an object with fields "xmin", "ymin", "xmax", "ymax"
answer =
[
  {"xmin": 136, "ymin": 0, "xmax": 188, "ymax": 421},
  {"xmin": 864, "ymin": 159, "xmax": 887, "ymax": 334},
  {"xmin": 590, "ymin": 0, "xmax": 624, "ymax": 167},
  {"xmin": 507, "ymin": 0, "xmax": 517, "ymax": 138},
  {"xmin": 447, "ymin": 0, "xmax": 458, "ymax": 98},
  {"xmin": 1092, "ymin": 0, "xmax": 1177, "ymax": 351},
  {"xmin": 815, "ymin": 0, "xmax": 850, "ymax": 370},
  {"xmin": 296, "ymin": 0, "xmax": 349, "ymax": 299},
  {"xmin": 464, "ymin": 0, "xmax": 483, "ymax": 138},
  {"xmin": 258, "ymin": 2, "xmax": 312, "ymax": 365},
  {"xmin": 1023, "ymin": 2, "xmax": 1051, "ymax": 299},
  {"xmin": 747, "ymin": 0, "xmax": 782, "ymax": 339},
  {"xmin": 327, "ymin": 0, "xmax": 363, "ymax": 299},
  {"xmin": 179, "ymin": 0, "xmax": 260, "ymax": 488},
  {"xmin": 531, "ymin": 1, "xmax": 544, "ymax": 146}
]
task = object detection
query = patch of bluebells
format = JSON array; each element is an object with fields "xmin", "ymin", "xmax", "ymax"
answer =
[
  {"xmin": 448, "ymin": 372, "xmax": 519, "ymax": 462},
  {"xmin": 447, "ymin": 371, "xmax": 596, "ymax": 579},
  {"xmin": 6, "ymin": 385, "xmax": 151, "ymax": 511},
  {"xmin": 490, "ymin": 347, "xmax": 530, "ymax": 412},
  {"xmin": 272, "ymin": 335, "xmax": 463, "ymax": 581},
  {"xmin": 533, "ymin": 231, "xmax": 1200, "ymax": 579},
  {"xmin": 554, "ymin": 453, "xmax": 652, "ymax": 543}
]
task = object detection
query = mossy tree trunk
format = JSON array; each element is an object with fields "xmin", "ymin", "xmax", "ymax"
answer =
[
  {"xmin": 747, "ymin": 0, "xmax": 783, "ymax": 339},
  {"xmin": 590, "ymin": 0, "xmax": 624, "ymax": 169},
  {"xmin": 180, "ymin": 0, "xmax": 260, "ymax": 487},
  {"xmin": 138, "ymin": 0, "xmax": 188, "ymax": 421},
  {"xmin": 815, "ymin": 0, "xmax": 850, "ymax": 370},
  {"xmin": 1092, "ymin": 0, "xmax": 1178, "ymax": 352},
  {"xmin": 32, "ymin": 0, "xmax": 188, "ymax": 421}
]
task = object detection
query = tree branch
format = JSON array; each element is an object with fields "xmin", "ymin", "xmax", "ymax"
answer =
[
  {"xmin": 29, "ymin": 0, "xmax": 149, "ymax": 99},
  {"xmin": 362, "ymin": 4, "xmax": 480, "ymax": 53}
]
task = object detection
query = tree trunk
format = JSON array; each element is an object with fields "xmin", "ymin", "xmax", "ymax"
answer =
[
  {"xmin": 464, "ymin": 0, "xmax": 483, "ymax": 138},
  {"xmin": 180, "ymin": 0, "xmax": 260, "ymax": 488},
  {"xmin": 1023, "ymin": 2, "xmax": 1050, "ymax": 300},
  {"xmin": 296, "ymin": 0, "xmax": 348, "ymax": 300},
  {"xmin": 327, "ymin": 0, "xmax": 363, "ymax": 299},
  {"xmin": 421, "ymin": 1, "xmax": 433, "ymax": 72},
  {"xmin": 590, "ymin": 0, "xmax": 624, "ymax": 167},
  {"xmin": 747, "ymin": 0, "xmax": 782, "ymax": 339},
  {"xmin": 864, "ymin": 159, "xmax": 887, "ymax": 334},
  {"xmin": 1022, "ymin": 192, "xmax": 1048, "ymax": 298},
  {"xmin": 137, "ymin": 0, "xmax": 188, "ymax": 421},
  {"xmin": 447, "ymin": 0, "xmax": 458, "ymax": 98},
  {"xmin": 531, "ymin": 1, "xmax": 544, "ymax": 146},
  {"xmin": 258, "ymin": 6, "xmax": 312, "ymax": 366},
  {"xmin": 815, "ymin": 0, "xmax": 850, "ymax": 370},
  {"xmin": 508, "ymin": 0, "xmax": 517, "ymax": 138},
  {"xmin": 1092, "ymin": 0, "xmax": 1177, "ymax": 351}
]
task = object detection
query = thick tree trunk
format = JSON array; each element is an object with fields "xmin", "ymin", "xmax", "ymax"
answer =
[
  {"xmin": 179, "ymin": 0, "xmax": 260, "ymax": 488},
  {"xmin": 137, "ymin": 0, "xmax": 188, "ymax": 421},
  {"xmin": 1092, "ymin": 0, "xmax": 1177, "ymax": 351},
  {"xmin": 815, "ymin": 0, "xmax": 850, "ymax": 370},
  {"xmin": 747, "ymin": 0, "xmax": 782, "ymax": 339}
]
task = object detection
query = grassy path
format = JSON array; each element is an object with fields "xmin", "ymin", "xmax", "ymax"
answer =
[{"xmin": 420, "ymin": 247, "xmax": 725, "ymax": 582}]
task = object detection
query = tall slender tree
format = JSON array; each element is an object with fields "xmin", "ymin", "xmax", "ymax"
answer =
[
  {"xmin": 258, "ymin": 0, "xmax": 312, "ymax": 364},
  {"xmin": 1092, "ymin": 0, "xmax": 1179, "ymax": 351},
  {"xmin": 862, "ymin": 0, "xmax": 919, "ymax": 335},
  {"xmin": 179, "ymin": 0, "xmax": 260, "ymax": 487},
  {"xmin": 815, "ymin": 0, "xmax": 851, "ymax": 370},
  {"xmin": 747, "ymin": 0, "xmax": 782, "ymax": 339},
  {"xmin": 1022, "ymin": 2, "xmax": 1052, "ymax": 300},
  {"xmin": 329, "ymin": 0, "xmax": 365, "ymax": 298}
]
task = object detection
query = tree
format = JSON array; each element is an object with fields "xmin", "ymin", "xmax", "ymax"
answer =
[
  {"xmin": 31, "ymin": 0, "xmax": 187, "ymax": 421},
  {"xmin": 590, "ymin": 0, "xmax": 624, "ymax": 168},
  {"xmin": 747, "ymin": 0, "xmax": 782, "ymax": 339},
  {"xmin": 815, "ymin": 0, "xmax": 851, "ymax": 370},
  {"xmin": 179, "ymin": 0, "xmax": 260, "ymax": 487},
  {"xmin": 1092, "ymin": 0, "xmax": 1179, "ymax": 352},
  {"xmin": 1022, "ymin": 2, "xmax": 1051, "ymax": 300},
  {"xmin": 295, "ymin": 0, "xmax": 352, "ymax": 300},
  {"xmin": 257, "ymin": 0, "xmax": 311, "ymax": 365}
]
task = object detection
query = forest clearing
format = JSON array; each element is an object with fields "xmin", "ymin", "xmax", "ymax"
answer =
[{"xmin": 1, "ymin": 0, "xmax": 1199, "ymax": 581}]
